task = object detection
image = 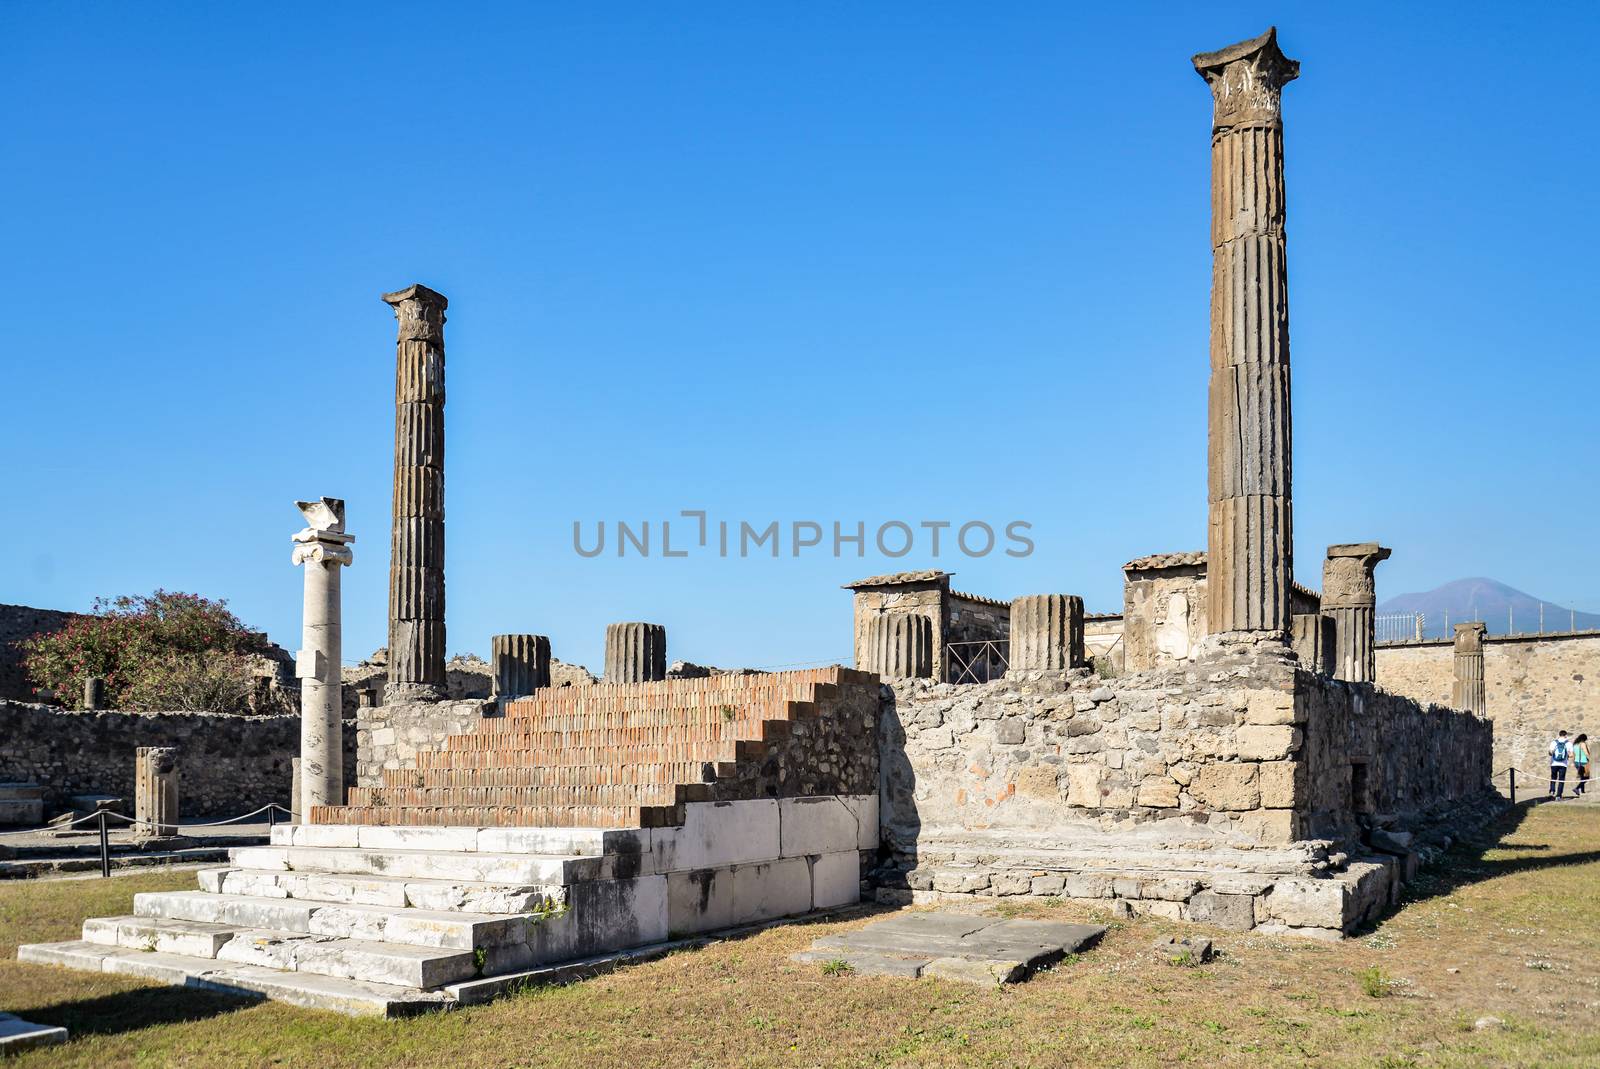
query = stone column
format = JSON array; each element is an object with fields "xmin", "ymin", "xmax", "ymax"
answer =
[
  {"xmin": 290, "ymin": 757, "xmax": 303, "ymax": 824},
  {"xmin": 1009, "ymin": 594, "xmax": 1085, "ymax": 671},
  {"xmin": 1194, "ymin": 28, "xmax": 1299, "ymax": 638},
  {"xmin": 1452, "ymin": 622, "xmax": 1487, "ymax": 715},
  {"xmin": 863, "ymin": 614, "xmax": 933, "ymax": 680},
  {"xmin": 292, "ymin": 497, "xmax": 354, "ymax": 813},
  {"xmin": 83, "ymin": 677, "xmax": 105, "ymax": 710},
  {"xmin": 383, "ymin": 284, "xmax": 448, "ymax": 702},
  {"xmin": 134, "ymin": 746, "xmax": 179, "ymax": 838},
  {"xmin": 1290, "ymin": 612, "xmax": 1334, "ymax": 675},
  {"xmin": 1321, "ymin": 542, "xmax": 1391, "ymax": 682},
  {"xmin": 604, "ymin": 623, "xmax": 667, "ymax": 683},
  {"xmin": 493, "ymin": 634, "xmax": 552, "ymax": 699}
]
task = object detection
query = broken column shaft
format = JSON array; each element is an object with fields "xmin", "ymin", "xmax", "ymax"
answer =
[
  {"xmin": 1452, "ymin": 622, "xmax": 1487, "ymax": 715},
  {"xmin": 493, "ymin": 634, "xmax": 552, "ymax": 699},
  {"xmin": 863, "ymin": 614, "xmax": 933, "ymax": 680},
  {"xmin": 134, "ymin": 746, "xmax": 179, "ymax": 838},
  {"xmin": 293, "ymin": 497, "xmax": 354, "ymax": 812},
  {"xmin": 1009, "ymin": 594, "xmax": 1085, "ymax": 671},
  {"xmin": 383, "ymin": 284, "xmax": 448, "ymax": 702},
  {"xmin": 1195, "ymin": 28, "xmax": 1299, "ymax": 638},
  {"xmin": 1321, "ymin": 542, "xmax": 1391, "ymax": 682},
  {"xmin": 605, "ymin": 622, "xmax": 667, "ymax": 683}
]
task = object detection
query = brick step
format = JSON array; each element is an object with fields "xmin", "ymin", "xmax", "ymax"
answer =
[
  {"xmin": 494, "ymin": 702, "xmax": 816, "ymax": 730},
  {"xmin": 415, "ymin": 741, "xmax": 759, "ymax": 768},
  {"xmin": 134, "ymin": 889, "xmax": 530, "ymax": 951},
  {"xmin": 381, "ymin": 763, "xmax": 737, "ymax": 790},
  {"xmin": 198, "ymin": 866, "xmax": 564, "ymax": 915},
  {"xmin": 449, "ymin": 721, "xmax": 791, "ymax": 747},
  {"xmin": 310, "ymin": 803, "xmax": 677, "ymax": 829},
  {"xmin": 16, "ymin": 941, "xmax": 451, "ymax": 1016},
  {"xmin": 346, "ymin": 783, "xmax": 710, "ymax": 810},
  {"xmin": 82, "ymin": 915, "xmax": 480, "ymax": 989}
]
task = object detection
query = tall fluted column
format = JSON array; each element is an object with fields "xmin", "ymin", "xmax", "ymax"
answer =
[
  {"xmin": 293, "ymin": 497, "xmax": 354, "ymax": 811},
  {"xmin": 1322, "ymin": 542, "xmax": 1391, "ymax": 682},
  {"xmin": 605, "ymin": 623, "xmax": 667, "ymax": 683},
  {"xmin": 1194, "ymin": 28, "xmax": 1299, "ymax": 638},
  {"xmin": 383, "ymin": 283, "xmax": 448, "ymax": 702},
  {"xmin": 1452, "ymin": 622, "xmax": 1487, "ymax": 715}
]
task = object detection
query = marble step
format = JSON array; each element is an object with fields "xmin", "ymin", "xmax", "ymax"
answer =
[
  {"xmin": 308, "ymin": 803, "xmax": 678, "ymax": 829},
  {"xmin": 231, "ymin": 843, "xmax": 630, "ymax": 884},
  {"xmin": 82, "ymin": 915, "xmax": 480, "ymax": 989},
  {"xmin": 268, "ymin": 822, "xmax": 646, "ymax": 857},
  {"xmin": 134, "ymin": 890, "xmax": 529, "ymax": 950},
  {"xmin": 198, "ymin": 865, "xmax": 564, "ymax": 914},
  {"xmin": 16, "ymin": 941, "xmax": 451, "ymax": 1017}
]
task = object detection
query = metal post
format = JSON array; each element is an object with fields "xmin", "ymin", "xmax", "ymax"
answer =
[
  {"xmin": 98, "ymin": 810, "xmax": 111, "ymax": 878},
  {"xmin": 267, "ymin": 804, "xmax": 276, "ymax": 833},
  {"xmin": 1509, "ymin": 767, "xmax": 1517, "ymax": 805},
  {"xmin": 1508, "ymin": 605, "xmax": 1513, "ymax": 635},
  {"xmin": 1539, "ymin": 602, "xmax": 1544, "ymax": 633}
]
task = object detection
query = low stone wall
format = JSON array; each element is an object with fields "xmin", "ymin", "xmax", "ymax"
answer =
[
  {"xmin": 0, "ymin": 700, "xmax": 355, "ymax": 818},
  {"xmin": 355, "ymin": 699, "xmax": 492, "ymax": 787},
  {"xmin": 1376, "ymin": 631, "xmax": 1600, "ymax": 775}
]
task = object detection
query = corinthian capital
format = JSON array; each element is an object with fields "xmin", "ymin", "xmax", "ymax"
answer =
[
  {"xmin": 1193, "ymin": 27, "xmax": 1300, "ymax": 128},
  {"xmin": 1321, "ymin": 542, "xmax": 1391, "ymax": 608},
  {"xmin": 382, "ymin": 283, "xmax": 448, "ymax": 343}
]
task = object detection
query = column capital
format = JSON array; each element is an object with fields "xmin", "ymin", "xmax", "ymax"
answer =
[
  {"xmin": 1192, "ymin": 27, "xmax": 1299, "ymax": 128},
  {"xmin": 382, "ymin": 283, "xmax": 448, "ymax": 343},
  {"xmin": 1453, "ymin": 620, "xmax": 1487, "ymax": 652},
  {"xmin": 1321, "ymin": 542, "xmax": 1391, "ymax": 608},
  {"xmin": 292, "ymin": 497, "xmax": 355, "ymax": 567}
]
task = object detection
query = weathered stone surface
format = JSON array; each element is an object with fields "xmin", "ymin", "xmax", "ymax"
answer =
[
  {"xmin": 1291, "ymin": 613, "xmax": 1334, "ymax": 675},
  {"xmin": 0, "ymin": 1012, "xmax": 68, "ymax": 1054},
  {"xmin": 134, "ymin": 746, "xmax": 179, "ymax": 837},
  {"xmin": 863, "ymin": 613, "xmax": 934, "ymax": 680},
  {"xmin": 1189, "ymin": 763, "xmax": 1259, "ymax": 811},
  {"xmin": 1186, "ymin": 890, "xmax": 1255, "ymax": 931},
  {"xmin": 1321, "ymin": 543, "xmax": 1391, "ymax": 682},
  {"xmin": 793, "ymin": 912, "xmax": 1103, "ymax": 985},
  {"xmin": 1452, "ymin": 622, "xmax": 1487, "ymax": 716},
  {"xmin": 1194, "ymin": 28, "xmax": 1299, "ymax": 637},
  {"xmin": 604, "ymin": 623, "xmax": 667, "ymax": 684},
  {"xmin": 293, "ymin": 497, "xmax": 355, "ymax": 810}
]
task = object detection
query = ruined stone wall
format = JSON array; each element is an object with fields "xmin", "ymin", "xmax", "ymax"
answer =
[
  {"xmin": 0, "ymin": 604, "xmax": 82, "ymax": 702},
  {"xmin": 1375, "ymin": 632, "xmax": 1599, "ymax": 775},
  {"xmin": 945, "ymin": 593, "xmax": 1009, "ymax": 645},
  {"xmin": 1296, "ymin": 677, "xmax": 1496, "ymax": 843},
  {"xmin": 355, "ymin": 699, "xmax": 491, "ymax": 787},
  {"xmin": 1122, "ymin": 569, "xmax": 1207, "ymax": 672},
  {"xmin": 880, "ymin": 642, "xmax": 1305, "ymax": 853},
  {"xmin": 0, "ymin": 700, "xmax": 355, "ymax": 818}
]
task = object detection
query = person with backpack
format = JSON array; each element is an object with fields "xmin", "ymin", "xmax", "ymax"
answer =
[
  {"xmin": 1549, "ymin": 731, "xmax": 1572, "ymax": 799},
  {"xmin": 1573, "ymin": 733, "xmax": 1590, "ymax": 798}
]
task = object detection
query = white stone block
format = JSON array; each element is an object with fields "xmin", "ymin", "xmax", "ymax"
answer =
[
  {"xmin": 729, "ymin": 857, "xmax": 812, "ymax": 926},
  {"xmin": 810, "ymin": 851, "xmax": 861, "ymax": 910},
  {"xmin": 845, "ymin": 794, "xmax": 881, "ymax": 849},
  {"xmin": 269, "ymin": 825, "xmax": 295, "ymax": 846},
  {"xmin": 357, "ymin": 826, "xmax": 480, "ymax": 852},
  {"xmin": 228, "ymin": 846, "xmax": 291, "ymax": 871},
  {"xmin": 778, "ymin": 796, "xmax": 858, "ymax": 858},
  {"xmin": 529, "ymin": 875, "xmax": 668, "ymax": 963},
  {"xmin": 660, "ymin": 799, "xmax": 779, "ymax": 872}
]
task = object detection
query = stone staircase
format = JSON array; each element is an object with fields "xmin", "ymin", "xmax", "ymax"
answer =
[{"xmin": 18, "ymin": 668, "xmax": 881, "ymax": 1015}]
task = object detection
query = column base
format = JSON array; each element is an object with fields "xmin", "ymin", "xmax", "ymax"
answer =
[{"xmin": 384, "ymin": 682, "xmax": 447, "ymax": 704}]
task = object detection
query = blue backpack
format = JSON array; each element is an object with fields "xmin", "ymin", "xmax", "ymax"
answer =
[{"xmin": 1553, "ymin": 739, "xmax": 1570, "ymax": 763}]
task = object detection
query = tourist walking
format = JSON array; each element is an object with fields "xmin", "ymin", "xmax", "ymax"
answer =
[
  {"xmin": 1549, "ymin": 730, "xmax": 1572, "ymax": 799},
  {"xmin": 1573, "ymin": 733, "xmax": 1590, "ymax": 797}
]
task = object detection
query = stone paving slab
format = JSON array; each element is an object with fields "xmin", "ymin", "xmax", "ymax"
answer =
[
  {"xmin": 791, "ymin": 911, "xmax": 1103, "ymax": 985},
  {"xmin": 0, "ymin": 1012, "xmax": 68, "ymax": 1055}
]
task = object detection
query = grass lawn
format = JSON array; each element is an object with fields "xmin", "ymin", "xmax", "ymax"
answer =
[{"xmin": 3, "ymin": 801, "xmax": 1598, "ymax": 1068}]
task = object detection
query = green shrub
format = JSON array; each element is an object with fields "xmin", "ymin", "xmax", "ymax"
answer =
[
  {"xmin": 22, "ymin": 590, "xmax": 270, "ymax": 712},
  {"xmin": 1359, "ymin": 966, "xmax": 1393, "ymax": 998}
]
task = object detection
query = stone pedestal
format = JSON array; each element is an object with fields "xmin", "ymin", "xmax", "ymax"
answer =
[
  {"xmin": 1009, "ymin": 594, "xmax": 1085, "ymax": 671},
  {"xmin": 290, "ymin": 757, "xmax": 303, "ymax": 824},
  {"xmin": 293, "ymin": 497, "xmax": 354, "ymax": 813},
  {"xmin": 1290, "ymin": 612, "xmax": 1335, "ymax": 675},
  {"xmin": 1321, "ymin": 542, "xmax": 1391, "ymax": 682},
  {"xmin": 604, "ymin": 623, "xmax": 666, "ymax": 684},
  {"xmin": 1194, "ymin": 28, "xmax": 1299, "ymax": 639},
  {"xmin": 863, "ymin": 614, "xmax": 933, "ymax": 680},
  {"xmin": 493, "ymin": 634, "xmax": 552, "ymax": 699},
  {"xmin": 134, "ymin": 746, "xmax": 178, "ymax": 838},
  {"xmin": 383, "ymin": 283, "xmax": 448, "ymax": 703},
  {"xmin": 83, "ymin": 677, "xmax": 105, "ymax": 710},
  {"xmin": 1452, "ymin": 622, "xmax": 1487, "ymax": 715}
]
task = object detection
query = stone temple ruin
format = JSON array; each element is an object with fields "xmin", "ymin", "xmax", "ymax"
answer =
[{"xmin": 19, "ymin": 28, "xmax": 1503, "ymax": 1014}]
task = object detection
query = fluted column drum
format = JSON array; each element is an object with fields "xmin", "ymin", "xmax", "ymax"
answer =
[
  {"xmin": 1452, "ymin": 622, "xmax": 1487, "ymax": 716},
  {"xmin": 135, "ymin": 746, "xmax": 179, "ymax": 838},
  {"xmin": 493, "ymin": 634, "xmax": 552, "ymax": 699},
  {"xmin": 863, "ymin": 614, "xmax": 933, "ymax": 680},
  {"xmin": 604, "ymin": 622, "xmax": 667, "ymax": 684},
  {"xmin": 1009, "ymin": 594, "xmax": 1085, "ymax": 671}
]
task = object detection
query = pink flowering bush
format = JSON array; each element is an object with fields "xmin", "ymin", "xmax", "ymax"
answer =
[{"xmin": 22, "ymin": 591, "xmax": 269, "ymax": 712}]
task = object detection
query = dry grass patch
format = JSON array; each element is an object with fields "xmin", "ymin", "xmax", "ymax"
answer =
[{"xmin": 3, "ymin": 802, "xmax": 1598, "ymax": 1068}]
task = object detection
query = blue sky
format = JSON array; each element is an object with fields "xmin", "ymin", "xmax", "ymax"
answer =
[{"xmin": 6, "ymin": 3, "xmax": 1597, "ymax": 673}]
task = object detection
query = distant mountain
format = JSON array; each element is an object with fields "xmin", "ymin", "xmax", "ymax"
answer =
[{"xmin": 1377, "ymin": 578, "xmax": 1600, "ymax": 639}]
